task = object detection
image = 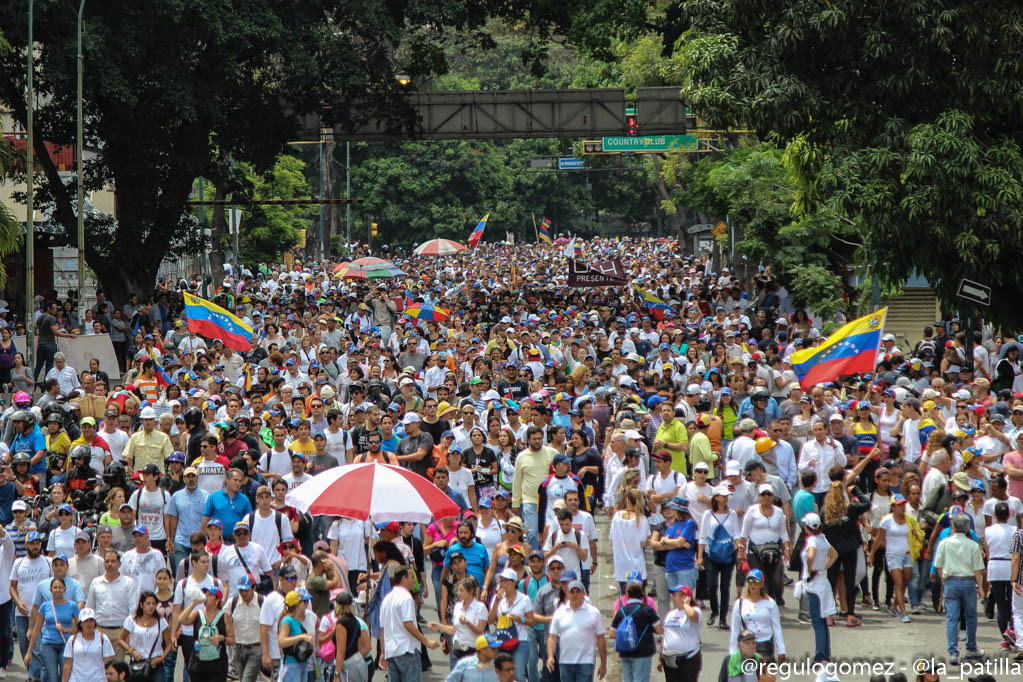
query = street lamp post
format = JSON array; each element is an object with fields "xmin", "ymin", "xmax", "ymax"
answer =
[{"xmin": 76, "ymin": 0, "xmax": 87, "ymax": 318}]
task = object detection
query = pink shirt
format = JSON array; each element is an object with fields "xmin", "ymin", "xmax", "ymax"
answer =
[
  {"xmin": 425, "ymin": 522, "xmax": 458, "ymax": 565},
  {"xmin": 1003, "ymin": 450, "xmax": 1023, "ymax": 501}
]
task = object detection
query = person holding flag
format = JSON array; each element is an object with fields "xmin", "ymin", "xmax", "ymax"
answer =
[{"xmin": 468, "ymin": 213, "xmax": 489, "ymax": 248}]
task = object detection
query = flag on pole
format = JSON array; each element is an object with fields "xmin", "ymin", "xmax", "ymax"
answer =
[
  {"xmin": 182, "ymin": 292, "xmax": 255, "ymax": 352},
  {"xmin": 631, "ymin": 282, "xmax": 677, "ymax": 321},
  {"xmin": 147, "ymin": 350, "xmax": 173, "ymax": 387},
  {"xmin": 242, "ymin": 363, "xmax": 254, "ymax": 393},
  {"xmin": 468, "ymin": 213, "xmax": 489, "ymax": 248},
  {"xmin": 790, "ymin": 308, "xmax": 888, "ymax": 389},
  {"xmin": 539, "ymin": 217, "xmax": 553, "ymax": 244}
]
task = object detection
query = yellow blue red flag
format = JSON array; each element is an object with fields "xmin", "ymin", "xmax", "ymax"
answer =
[
  {"xmin": 790, "ymin": 308, "xmax": 887, "ymax": 389},
  {"xmin": 182, "ymin": 292, "xmax": 254, "ymax": 352}
]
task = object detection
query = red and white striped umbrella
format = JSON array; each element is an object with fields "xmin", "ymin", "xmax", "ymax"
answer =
[
  {"xmin": 284, "ymin": 462, "xmax": 460, "ymax": 523},
  {"xmin": 413, "ymin": 238, "xmax": 467, "ymax": 256}
]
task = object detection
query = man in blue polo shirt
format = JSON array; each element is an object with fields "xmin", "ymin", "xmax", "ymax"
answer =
[
  {"xmin": 201, "ymin": 467, "xmax": 252, "ymax": 539},
  {"xmin": 442, "ymin": 520, "xmax": 489, "ymax": 586}
]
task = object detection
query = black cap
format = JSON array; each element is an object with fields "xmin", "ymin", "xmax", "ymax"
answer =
[
  {"xmin": 278, "ymin": 564, "xmax": 298, "ymax": 578},
  {"xmin": 142, "ymin": 464, "xmax": 161, "ymax": 476}
]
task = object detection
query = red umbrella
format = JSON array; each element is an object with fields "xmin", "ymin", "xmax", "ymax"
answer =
[
  {"xmin": 284, "ymin": 462, "xmax": 461, "ymax": 523},
  {"xmin": 414, "ymin": 239, "xmax": 467, "ymax": 256}
]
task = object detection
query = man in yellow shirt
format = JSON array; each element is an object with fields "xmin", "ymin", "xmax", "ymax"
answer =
[
  {"xmin": 653, "ymin": 401, "xmax": 689, "ymax": 475},
  {"xmin": 123, "ymin": 406, "xmax": 172, "ymax": 473},
  {"xmin": 512, "ymin": 426, "xmax": 557, "ymax": 548},
  {"xmin": 288, "ymin": 418, "xmax": 317, "ymax": 457}
]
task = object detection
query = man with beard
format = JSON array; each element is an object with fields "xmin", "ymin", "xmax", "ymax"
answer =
[
  {"xmin": 10, "ymin": 531, "xmax": 48, "ymax": 678},
  {"xmin": 441, "ymin": 520, "xmax": 490, "ymax": 587}
]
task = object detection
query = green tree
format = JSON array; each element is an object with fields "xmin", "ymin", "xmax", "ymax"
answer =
[
  {"xmin": 0, "ymin": 30, "xmax": 23, "ymax": 287},
  {"xmin": 233, "ymin": 156, "xmax": 310, "ymax": 264},
  {"xmin": 664, "ymin": 0, "xmax": 1023, "ymax": 326}
]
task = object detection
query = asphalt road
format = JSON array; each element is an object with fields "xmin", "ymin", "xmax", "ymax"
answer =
[{"xmin": 7, "ymin": 524, "xmax": 1023, "ymax": 682}]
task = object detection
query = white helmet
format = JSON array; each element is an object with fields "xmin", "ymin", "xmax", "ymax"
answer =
[{"xmin": 140, "ymin": 406, "xmax": 157, "ymax": 420}]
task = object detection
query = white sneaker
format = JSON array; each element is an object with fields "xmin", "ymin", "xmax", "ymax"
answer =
[{"xmin": 1, "ymin": 666, "xmax": 8, "ymax": 678}]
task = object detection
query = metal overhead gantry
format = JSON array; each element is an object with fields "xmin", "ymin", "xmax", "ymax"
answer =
[{"xmin": 297, "ymin": 87, "xmax": 691, "ymax": 141}]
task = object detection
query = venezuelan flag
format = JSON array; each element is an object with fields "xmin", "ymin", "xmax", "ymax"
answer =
[
  {"xmin": 182, "ymin": 292, "xmax": 254, "ymax": 352},
  {"xmin": 790, "ymin": 308, "xmax": 887, "ymax": 389},
  {"xmin": 539, "ymin": 217, "xmax": 553, "ymax": 244},
  {"xmin": 148, "ymin": 350, "xmax": 173, "ymax": 387},
  {"xmin": 468, "ymin": 213, "xmax": 489, "ymax": 248},
  {"xmin": 632, "ymin": 283, "xmax": 676, "ymax": 321}
]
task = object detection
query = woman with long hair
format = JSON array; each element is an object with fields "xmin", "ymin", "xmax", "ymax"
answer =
[
  {"xmin": 609, "ymin": 488, "xmax": 652, "ymax": 593},
  {"xmin": 548, "ymin": 425, "xmax": 567, "ymax": 454},
  {"xmin": 800, "ymin": 513, "xmax": 838, "ymax": 663},
  {"xmin": 321, "ymin": 591, "xmax": 369, "ymax": 682},
  {"xmin": 714, "ymin": 388, "xmax": 740, "ymax": 458},
  {"xmin": 697, "ymin": 486, "xmax": 740, "ymax": 628},
  {"xmin": 25, "ymin": 577, "xmax": 78, "ymax": 682},
  {"xmin": 98, "ymin": 488, "xmax": 126, "ymax": 528},
  {"xmin": 428, "ymin": 576, "xmax": 487, "ymax": 668},
  {"xmin": 0, "ymin": 327, "xmax": 15, "ymax": 390},
  {"xmin": 868, "ymin": 494, "xmax": 921, "ymax": 624},
  {"xmin": 738, "ymin": 482, "xmax": 790, "ymax": 604},
  {"xmin": 878, "ymin": 389, "xmax": 901, "ymax": 446},
  {"xmin": 278, "ymin": 591, "xmax": 314, "ymax": 682},
  {"xmin": 728, "ymin": 569, "xmax": 785, "ymax": 662},
  {"xmin": 488, "ymin": 568, "xmax": 534, "ymax": 678},
  {"xmin": 179, "ymin": 586, "xmax": 235, "ymax": 682},
  {"xmin": 611, "ymin": 579, "xmax": 663, "ymax": 682},
  {"xmin": 60, "ymin": 607, "xmax": 114, "ymax": 682},
  {"xmin": 118, "ymin": 591, "xmax": 171, "ymax": 682},
  {"xmin": 791, "ymin": 396, "xmax": 816, "ymax": 443},
  {"xmin": 475, "ymin": 498, "xmax": 504, "ymax": 558},
  {"xmin": 424, "ymin": 515, "xmax": 458, "ymax": 615},
  {"xmin": 822, "ymin": 475, "xmax": 871, "ymax": 627},
  {"xmin": 10, "ymin": 351, "xmax": 33, "ymax": 395},
  {"xmin": 464, "ymin": 427, "xmax": 497, "ymax": 502}
]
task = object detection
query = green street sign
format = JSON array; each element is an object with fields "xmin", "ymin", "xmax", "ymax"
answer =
[{"xmin": 601, "ymin": 135, "xmax": 698, "ymax": 153}]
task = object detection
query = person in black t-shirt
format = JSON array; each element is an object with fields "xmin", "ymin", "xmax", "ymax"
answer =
[
  {"xmin": 497, "ymin": 362, "xmax": 530, "ymax": 401},
  {"xmin": 610, "ymin": 579, "xmax": 663, "ymax": 676}
]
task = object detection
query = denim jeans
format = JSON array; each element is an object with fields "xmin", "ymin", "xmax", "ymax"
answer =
[
  {"xmin": 522, "ymin": 503, "xmax": 539, "ymax": 549},
  {"xmin": 620, "ymin": 656, "xmax": 652, "ymax": 682},
  {"xmin": 281, "ymin": 662, "xmax": 307, "ymax": 682},
  {"xmin": 559, "ymin": 662, "xmax": 594, "ymax": 682},
  {"xmin": 37, "ymin": 641, "xmax": 64, "ymax": 682},
  {"xmin": 666, "ymin": 568, "xmax": 698, "ymax": 593},
  {"xmin": 706, "ymin": 559, "xmax": 734, "ymax": 619},
  {"xmin": 16, "ymin": 614, "xmax": 43, "ymax": 679},
  {"xmin": 431, "ymin": 564, "xmax": 444, "ymax": 617},
  {"xmin": 174, "ymin": 542, "xmax": 192, "ymax": 574},
  {"xmin": 511, "ymin": 640, "xmax": 530, "ymax": 682},
  {"xmin": 524, "ymin": 628, "xmax": 542, "ymax": 682},
  {"xmin": 386, "ymin": 651, "xmax": 422, "ymax": 682},
  {"xmin": 910, "ymin": 557, "xmax": 931, "ymax": 607},
  {"xmin": 580, "ymin": 568, "xmax": 591, "ymax": 594},
  {"xmin": 807, "ymin": 592, "xmax": 830, "ymax": 662},
  {"xmin": 944, "ymin": 578, "xmax": 978, "ymax": 656}
]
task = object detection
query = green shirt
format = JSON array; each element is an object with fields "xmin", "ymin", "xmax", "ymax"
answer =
[
  {"xmin": 655, "ymin": 419, "xmax": 690, "ymax": 475},
  {"xmin": 687, "ymin": 432, "xmax": 714, "ymax": 476},
  {"xmin": 933, "ymin": 532, "xmax": 984, "ymax": 578}
]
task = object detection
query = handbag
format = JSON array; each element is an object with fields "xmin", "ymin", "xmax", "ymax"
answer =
[
  {"xmin": 491, "ymin": 613, "xmax": 520, "ymax": 652},
  {"xmin": 318, "ymin": 613, "xmax": 337, "ymax": 662},
  {"xmin": 235, "ymin": 544, "xmax": 275, "ymax": 595},
  {"xmin": 127, "ymin": 617, "xmax": 162, "ymax": 682},
  {"xmin": 284, "ymin": 619, "xmax": 314, "ymax": 663},
  {"xmin": 752, "ymin": 541, "xmax": 782, "ymax": 566},
  {"xmin": 792, "ymin": 580, "xmax": 806, "ymax": 599}
]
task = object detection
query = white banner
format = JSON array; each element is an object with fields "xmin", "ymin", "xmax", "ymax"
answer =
[{"xmin": 14, "ymin": 333, "xmax": 121, "ymax": 384}]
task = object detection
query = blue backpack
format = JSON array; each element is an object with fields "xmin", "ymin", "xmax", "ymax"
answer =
[
  {"xmin": 707, "ymin": 514, "xmax": 735, "ymax": 564},
  {"xmin": 614, "ymin": 603, "xmax": 649, "ymax": 653}
]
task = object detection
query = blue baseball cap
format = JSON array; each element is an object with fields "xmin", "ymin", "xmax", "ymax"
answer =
[
  {"xmin": 167, "ymin": 451, "xmax": 185, "ymax": 463},
  {"xmin": 206, "ymin": 519, "xmax": 223, "ymax": 529},
  {"xmin": 132, "ymin": 524, "xmax": 149, "ymax": 536},
  {"xmin": 25, "ymin": 531, "xmax": 42, "ymax": 543},
  {"xmin": 237, "ymin": 575, "xmax": 255, "ymax": 591},
  {"xmin": 625, "ymin": 569, "xmax": 643, "ymax": 585},
  {"xmin": 479, "ymin": 497, "xmax": 493, "ymax": 509},
  {"xmin": 58, "ymin": 503, "xmax": 73, "ymax": 514},
  {"xmin": 746, "ymin": 568, "xmax": 764, "ymax": 583},
  {"xmin": 559, "ymin": 570, "xmax": 578, "ymax": 582}
]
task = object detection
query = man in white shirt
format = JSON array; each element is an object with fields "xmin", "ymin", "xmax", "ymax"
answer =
[
  {"xmin": 45, "ymin": 352, "xmax": 80, "ymax": 396},
  {"xmin": 381, "ymin": 567, "xmax": 440, "ymax": 682},
  {"xmin": 798, "ymin": 419, "xmax": 848, "ymax": 507},
  {"xmin": 246, "ymin": 485, "xmax": 295, "ymax": 569},
  {"xmin": 127, "ymin": 464, "xmax": 172, "ymax": 552},
  {"xmin": 227, "ymin": 575, "xmax": 263, "ymax": 682},
  {"xmin": 547, "ymin": 579, "xmax": 607, "ymax": 680},
  {"xmin": 10, "ymin": 531, "xmax": 50, "ymax": 674},
  {"xmin": 729, "ymin": 418, "xmax": 759, "ymax": 468},
  {"xmin": 172, "ymin": 550, "xmax": 224, "ymax": 674},
  {"xmin": 100, "ymin": 408, "xmax": 130, "ymax": 463},
  {"xmin": 218, "ymin": 519, "xmax": 273, "ymax": 597},
  {"xmin": 120, "ymin": 525, "xmax": 166, "ymax": 597},
  {"xmin": 565, "ymin": 490, "xmax": 599, "ymax": 593},
  {"xmin": 67, "ymin": 531, "xmax": 105, "ymax": 597},
  {"xmin": 258, "ymin": 425, "xmax": 294, "ymax": 482},
  {"xmin": 282, "ymin": 452, "xmax": 312, "ymax": 491},
  {"xmin": 86, "ymin": 549, "xmax": 137, "ymax": 643},
  {"xmin": 259, "ymin": 564, "xmax": 298, "ymax": 679}
]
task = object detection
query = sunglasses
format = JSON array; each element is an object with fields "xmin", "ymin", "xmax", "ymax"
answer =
[
  {"xmin": 747, "ymin": 577, "xmax": 762, "ymax": 583},
  {"xmin": 58, "ymin": 511, "xmax": 72, "ymax": 516}
]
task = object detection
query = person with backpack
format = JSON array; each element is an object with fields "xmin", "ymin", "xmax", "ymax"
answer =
[
  {"xmin": 179, "ymin": 584, "xmax": 235, "ymax": 682},
  {"xmin": 610, "ymin": 575, "xmax": 662, "ymax": 682},
  {"xmin": 171, "ymin": 550, "xmax": 224, "ymax": 678},
  {"xmin": 227, "ymin": 575, "xmax": 264, "ymax": 682},
  {"xmin": 696, "ymin": 485, "xmax": 740, "ymax": 629},
  {"xmin": 319, "ymin": 591, "xmax": 370, "ymax": 682},
  {"xmin": 247, "ymin": 485, "xmax": 295, "ymax": 572}
]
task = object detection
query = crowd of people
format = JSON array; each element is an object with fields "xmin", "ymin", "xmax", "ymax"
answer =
[{"xmin": 0, "ymin": 237, "xmax": 1019, "ymax": 682}]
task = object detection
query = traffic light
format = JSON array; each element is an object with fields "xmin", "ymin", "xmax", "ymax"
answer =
[
  {"xmin": 370, "ymin": 222, "xmax": 378, "ymax": 238},
  {"xmin": 583, "ymin": 141, "xmax": 604, "ymax": 154},
  {"xmin": 626, "ymin": 108, "xmax": 638, "ymax": 136}
]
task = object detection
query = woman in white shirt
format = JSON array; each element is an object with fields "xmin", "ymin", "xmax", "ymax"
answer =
[
  {"xmin": 62, "ymin": 608, "xmax": 115, "ymax": 682},
  {"xmin": 659, "ymin": 585, "xmax": 703, "ymax": 682},
  {"xmin": 728, "ymin": 569, "xmax": 784, "ymax": 662},
  {"xmin": 738, "ymin": 484, "xmax": 790, "ymax": 604},
  {"xmin": 868, "ymin": 494, "xmax": 917, "ymax": 623},
  {"xmin": 327, "ymin": 516, "xmax": 373, "ymax": 590},
  {"xmin": 117, "ymin": 591, "xmax": 172, "ymax": 681},
  {"xmin": 983, "ymin": 501, "xmax": 1016, "ymax": 640},
  {"xmin": 428, "ymin": 576, "xmax": 488, "ymax": 668},
  {"xmin": 488, "ymin": 568, "xmax": 534, "ymax": 679},
  {"xmin": 445, "ymin": 449, "xmax": 477, "ymax": 510},
  {"xmin": 474, "ymin": 499, "xmax": 504, "ymax": 559},
  {"xmin": 696, "ymin": 486, "xmax": 740, "ymax": 629},
  {"xmin": 800, "ymin": 513, "xmax": 837, "ymax": 663},
  {"xmin": 609, "ymin": 489, "xmax": 652, "ymax": 589}
]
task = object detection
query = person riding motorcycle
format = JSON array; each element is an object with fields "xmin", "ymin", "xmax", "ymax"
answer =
[
  {"xmin": 66, "ymin": 445, "xmax": 98, "ymax": 497},
  {"xmin": 10, "ymin": 452, "xmax": 42, "ymax": 498}
]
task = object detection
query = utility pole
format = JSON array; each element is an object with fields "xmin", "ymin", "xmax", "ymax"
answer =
[
  {"xmin": 25, "ymin": 0, "xmax": 36, "ymax": 373},
  {"xmin": 345, "ymin": 141, "xmax": 351, "ymax": 255},
  {"xmin": 76, "ymin": 0, "xmax": 87, "ymax": 317}
]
